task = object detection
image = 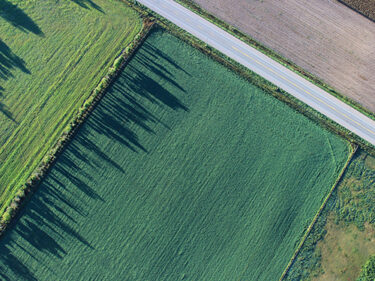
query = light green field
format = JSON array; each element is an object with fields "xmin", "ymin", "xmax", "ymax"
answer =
[
  {"xmin": 0, "ymin": 30, "xmax": 350, "ymax": 280},
  {"xmin": 0, "ymin": 0, "xmax": 142, "ymax": 213}
]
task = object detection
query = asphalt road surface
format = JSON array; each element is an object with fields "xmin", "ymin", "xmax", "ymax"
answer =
[{"xmin": 138, "ymin": 0, "xmax": 375, "ymax": 146}]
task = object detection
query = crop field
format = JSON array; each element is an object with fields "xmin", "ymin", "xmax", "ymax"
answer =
[
  {"xmin": 0, "ymin": 30, "xmax": 350, "ymax": 280},
  {"xmin": 0, "ymin": 0, "xmax": 142, "ymax": 214}
]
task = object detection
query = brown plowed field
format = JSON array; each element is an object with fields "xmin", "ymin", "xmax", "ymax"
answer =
[{"xmin": 192, "ymin": 0, "xmax": 375, "ymax": 113}]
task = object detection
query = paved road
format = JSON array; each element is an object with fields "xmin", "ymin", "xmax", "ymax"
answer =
[{"xmin": 138, "ymin": 0, "xmax": 375, "ymax": 146}]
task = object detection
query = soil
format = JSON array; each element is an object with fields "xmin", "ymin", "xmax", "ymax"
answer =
[
  {"xmin": 314, "ymin": 216, "xmax": 375, "ymax": 281},
  {"xmin": 192, "ymin": 0, "xmax": 375, "ymax": 113}
]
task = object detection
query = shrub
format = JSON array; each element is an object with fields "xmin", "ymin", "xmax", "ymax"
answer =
[
  {"xmin": 15, "ymin": 189, "xmax": 25, "ymax": 199},
  {"xmin": 1, "ymin": 209, "xmax": 12, "ymax": 224},
  {"xmin": 113, "ymin": 56, "xmax": 124, "ymax": 69},
  {"xmin": 357, "ymin": 255, "xmax": 375, "ymax": 281}
]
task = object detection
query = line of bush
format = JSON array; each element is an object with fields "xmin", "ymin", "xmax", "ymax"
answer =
[{"xmin": 0, "ymin": 17, "xmax": 155, "ymax": 236}]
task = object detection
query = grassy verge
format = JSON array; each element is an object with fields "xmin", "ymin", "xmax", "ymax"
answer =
[
  {"xmin": 128, "ymin": 1, "xmax": 375, "ymax": 157},
  {"xmin": 0, "ymin": 0, "xmax": 142, "ymax": 217},
  {"xmin": 0, "ymin": 16, "xmax": 153, "ymax": 233},
  {"xmin": 173, "ymin": 0, "xmax": 375, "ymax": 123},
  {"xmin": 285, "ymin": 149, "xmax": 375, "ymax": 280}
]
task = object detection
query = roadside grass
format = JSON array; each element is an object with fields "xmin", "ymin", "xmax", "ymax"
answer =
[
  {"xmin": 172, "ymin": 0, "xmax": 375, "ymax": 124},
  {"xmin": 285, "ymin": 150, "xmax": 375, "ymax": 281},
  {"xmin": 0, "ymin": 30, "xmax": 350, "ymax": 281},
  {"xmin": 0, "ymin": 0, "xmax": 142, "ymax": 214}
]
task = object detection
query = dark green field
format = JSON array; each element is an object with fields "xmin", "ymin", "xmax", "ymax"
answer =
[
  {"xmin": 0, "ymin": 0, "xmax": 141, "ymax": 215},
  {"xmin": 0, "ymin": 30, "xmax": 350, "ymax": 280}
]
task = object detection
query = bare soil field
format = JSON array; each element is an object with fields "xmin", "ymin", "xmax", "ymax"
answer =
[{"xmin": 192, "ymin": 0, "xmax": 375, "ymax": 113}]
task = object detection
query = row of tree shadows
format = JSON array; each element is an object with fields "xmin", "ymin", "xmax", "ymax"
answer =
[
  {"xmin": 0, "ymin": 35, "xmax": 190, "ymax": 280},
  {"xmin": 0, "ymin": 0, "xmax": 103, "ymax": 120}
]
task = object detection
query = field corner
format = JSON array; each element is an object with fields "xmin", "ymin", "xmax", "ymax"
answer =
[{"xmin": 279, "ymin": 142, "xmax": 359, "ymax": 281}]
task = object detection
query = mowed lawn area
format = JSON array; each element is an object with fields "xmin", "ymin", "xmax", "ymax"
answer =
[
  {"xmin": 0, "ymin": 0, "xmax": 141, "ymax": 214},
  {"xmin": 0, "ymin": 30, "xmax": 350, "ymax": 280}
]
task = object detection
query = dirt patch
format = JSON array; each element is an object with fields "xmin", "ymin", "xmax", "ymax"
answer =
[
  {"xmin": 314, "ymin": 216, "xmax": 375, "ymax": 281},
  {"xmin": 192, "ymin": 0, "xmax": 375, "ymax": 113},
  {"xmin": 364, "ymin": 153, "xmax": 375, "ymax": 170}
]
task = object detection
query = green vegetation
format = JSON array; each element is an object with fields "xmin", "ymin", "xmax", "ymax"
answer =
[
  {"xmin": 0, "ymin": 0, "xmax": 142, "ymax": 215},
  {"xmin": 0, "ymin": 30, "xmax": 349, "ymax": 280},
  {"xmin": 285, "ymin": 150, "xmax": 375, "ymax": 281},
  {"xmin": 357, "ymin": 255, "xmax": 375, "ymax": 281}
]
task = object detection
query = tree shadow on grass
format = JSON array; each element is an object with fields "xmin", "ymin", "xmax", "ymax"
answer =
[
  {"xmin": 0, "ymin": 38, "xmax": 30, "ymax": 122},
  {"xmin": 0, "ymin": 86, "xmax": 16, "ymax": 122},
  {"xmin": 0, "ymin": 34, "xmax": 190, "ymax": 280},
  {"xmin": 0, "ymin": 39, "xmax": 29, "ymax": 80},
  {"xmin": 0, "ymin": 0, "xmax": 43, "ymax": 35},
  {"xmin": 0, "ymin": 0, "xmax": 42, "ymax": 122},
  {"xmin": 0, "ymin": 157, "xmax": 98, "ymax": 280},
  {"xmin": 0, "ymin": 102, "xmax": 15, "ymax": 122},
  {"xmin": 71, "ymin": 0, "xmax": 104, "ymax": 13},
  {"xmin": 83, "ymin": 42, "xmax": 190, "ymax": 154}
]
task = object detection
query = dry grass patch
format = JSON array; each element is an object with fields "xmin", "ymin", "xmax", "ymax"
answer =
[{"xmin": 314, "ymin": 218, "xmax": 375, "ymax": 281}]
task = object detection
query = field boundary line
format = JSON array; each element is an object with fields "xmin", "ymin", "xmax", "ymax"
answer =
[
  {"xmin": 0, "ymin": 16, "xmax": 155, "ymax": 237},
  {"xmin": 278, "ymin": 143, "xmax": 358, "ymax": 281}
]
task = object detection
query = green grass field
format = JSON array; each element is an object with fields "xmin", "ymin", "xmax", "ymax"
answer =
[
  {"xmin": 0, "ymin": 0, "xmax": 142, "ymax": 213},
  {"xmin": 0, "ymin": 30, "xmax": 350, "ymax": 280}
]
